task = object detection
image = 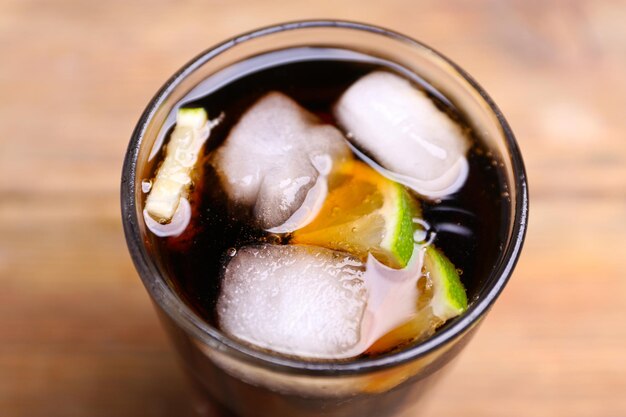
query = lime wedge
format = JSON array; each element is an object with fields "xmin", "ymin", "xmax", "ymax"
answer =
[
  {"xmin": 366, "ymin": 245, "xmax": 468, "ymax": 354},
  {"xmin": 291, "ymin": 160, "xmax": 417, "ymax": 268}
]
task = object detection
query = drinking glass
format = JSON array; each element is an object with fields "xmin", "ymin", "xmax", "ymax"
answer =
[{"xmin": 121, "ymin": 20, "xmax": 528, "ymax": 417}]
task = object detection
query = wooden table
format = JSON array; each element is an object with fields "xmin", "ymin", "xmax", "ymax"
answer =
[{"xmin": 1, "ymin": 1, "xmax": 625, "ymax": 416}]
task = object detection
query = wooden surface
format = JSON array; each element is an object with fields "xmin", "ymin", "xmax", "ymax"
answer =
[{"xmin": 1, "ymin": 1, "xmax": 625, "ymax": 416}]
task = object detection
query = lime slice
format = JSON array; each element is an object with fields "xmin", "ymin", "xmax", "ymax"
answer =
[
  {"xmin": 366, "ymin": 245, "xmax": 468, "ymax": 354},
  {"xmin": 146, "ymin": 108, "xmax": 213, "ymax": 222},
  {"xmin": 291, "ymin": 160, "xmax": 417, "ymax": 268}
]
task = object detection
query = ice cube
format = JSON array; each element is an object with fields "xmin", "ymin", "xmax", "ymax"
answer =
[
  {"xmin": 211, "ymin": 92, "xmax": 350, "ymax": 230},
  {"xmin": 217, "ymin": 244, "xmax": 367, "ymax": 359},
  {"xmin": 143, "ymin": 196, "xmax": 191, "ymax": 237},
  {"xmin": 217, "ymin": 244, "xmax": 425, "ymax": 359},
  {"xmin": 358, "ymin": 247, "xmax": 425, "ymax": 352},
  {"xmin": 334, "ymin": 71, "xmax": 469, "ymax": 198}
]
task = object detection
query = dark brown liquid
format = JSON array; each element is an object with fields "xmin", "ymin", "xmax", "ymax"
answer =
[{"xmin": 145, "ymin": 49, "xmax": 509, "ymax": 359}]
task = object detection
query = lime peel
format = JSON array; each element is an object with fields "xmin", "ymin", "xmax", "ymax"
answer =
[
  {"xmin": 424, "ymin": 245, "xmax": 468, "ymax": 320},
  {"xmin": 380, "ymin": 182, "xmax": 416, "ymax": 268}
]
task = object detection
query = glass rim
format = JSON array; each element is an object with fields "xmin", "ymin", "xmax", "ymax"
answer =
[{"xmin": 121, "ymin": 19, "xmax": 528, "ymax": 376}]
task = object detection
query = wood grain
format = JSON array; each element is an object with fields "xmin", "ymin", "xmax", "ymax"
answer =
[{"xmin": 1, "ymin": 0, "xmax": 625, "ymax": 416}]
